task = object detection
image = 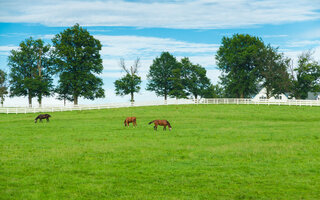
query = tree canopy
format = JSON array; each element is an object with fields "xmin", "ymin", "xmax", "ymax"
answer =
[
  {"xmin": 260, "ymin": 45, "xmax": 291, "ymax": 98},
  {"xmin": 146, "ymin": 52, "xmax": 179, "ymax": 100},
  {"xmin": 8, "ymin": 37, "xmax": 53, "ymax": 107},
  {"xmin": 216, "ymin": 34, "xmax": 266, "ymax": 98},
  {"xmin": 180, "ymin": 57, "xmax": 212, "ymax": 99},
  {"xmin": 52, "ymin": 24, "xmax": 105, "ymax": 105},
  {"xmin": 290, "ymin": 51, "xmax": 320, "ymax": 99},
  {"xmin": 0, "ymin": 69, "xmax": 8, "ymax": 107},
  {"xmin": 114, "ymin": 58, "xmax": 142, "ymax": 102}
]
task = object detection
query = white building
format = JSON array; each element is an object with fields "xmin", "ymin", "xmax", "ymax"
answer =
[
  {"xmin": 306, "ymin": 92, "xmax": 320, "ymax": 100},
  {"xmin": 252, "ymin": 88, "xmax": 288, "ymax": 101}
]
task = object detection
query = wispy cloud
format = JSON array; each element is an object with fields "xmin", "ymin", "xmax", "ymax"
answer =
[
  {"xmin": 96, "ymin": 35, "xmax": 218, "ymax": 58},
  {"xmin": 0, "ymin": 0, "xmax": 319, "ymax": 29},
  {"xmin": 262, "ymin": 35, "xmax": 288, "ymax": 38},
  {"xmin": 286, "ymin": 40, "xmax": 320, "ymax": 48},
  {"xmin": 0, "ymin": 45, "xmax": 18, "ymax": 55}
]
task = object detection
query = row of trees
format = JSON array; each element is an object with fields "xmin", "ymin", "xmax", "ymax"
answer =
[
  {"xmin": 216, "ymin": 34, "xmax": 320, "ymax": 99},
  {"xmin": 114, "ymin": 52, "xmax": 218, "ymax": 102},
  {"xmin": 1, "ymin": 25, "xmax": 319, "ymax": 107},
  {"xmin": 2, "ymin": 24, "xmax": 105, "ymax": 107},
  {"xmin": 1, "ymin": 24, "xmax": 216, "ymax": 107}
]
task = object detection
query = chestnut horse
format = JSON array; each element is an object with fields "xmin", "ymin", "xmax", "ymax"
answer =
[
  {"xmin": 35, "ymin": 114, "xmax": 51, "ymax": 123},
  {"xmin": 124, "ymin": 117, "xmax": 137, "ymax": 127},
  {"xmin": 148, "ymin": 120, "xmax": 172, "ymax": 131}
]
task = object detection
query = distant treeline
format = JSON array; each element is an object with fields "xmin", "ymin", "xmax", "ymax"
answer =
[{"xmin": 0, "ymin": 24, "xmax": 319, "ymax": 107}]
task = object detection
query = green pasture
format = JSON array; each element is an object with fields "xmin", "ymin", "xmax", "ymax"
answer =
[{"xmin": 1, "ymin": 104, "xmax": 320, "ymax": 199}]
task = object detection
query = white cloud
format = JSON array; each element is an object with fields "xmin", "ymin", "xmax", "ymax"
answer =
[
  {"xmin": 286, "ymin": 40, "xmax": 320, "ymax": 48},
  {"xmin": 0, "ymin": 0, "xmax": 319, "ymax": 29},
  {"xmin": 96, "ymin": 35, "xmax": 218, "ymax": 59},
  {"xmin": 0, "ymin": 45, "xmax": 18, "ymax": 55},
  {"xmin": 262, "ymin": 35, "xmax": 288, "ymax": 38}
]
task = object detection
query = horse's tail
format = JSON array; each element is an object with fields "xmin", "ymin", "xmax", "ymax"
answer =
[{"xmin": 148, "ymin": 120, "xmax": 155, "ymax": 125}]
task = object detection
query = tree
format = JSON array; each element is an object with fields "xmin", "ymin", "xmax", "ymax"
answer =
[
  {"xmin": 260, "ymin": 45, "xmax": 291, "ymax": 98},
  {"xmin": 55, "ymin": 75, "xmax": 74, "ymax": 106},
  {"xmin": 114, "ymin": 58, "xmax": 142, "ymax": 102},
  {"xmin": 147, "ymin": 52, "xmax": 179, "ymax": 100},
  {"xmin": 52, "ymin": 24, "xmax": 105, "ymax": 105},
  {"xmin": 168, "ymin": 63, "xmax": 187, "ymax": 99},
  {"xmin": 0, "ymin": 69, "xmax": 8, "ymax": 107},
  {"xmin": 290, "ymin": 51, "xmax": 320, "ymax": 99},
  {"xmin": 202, "ymin": 84, "xmax": 224, "ymax": 98},
  {"xmin": 180, "ymin": 57, "xmax": 212, "ymax": 99},
  {"xmin": 216, "ymin": 34, "xmax": 266, "ymax": 98},
  {"xmin": 8, "ymin": 37, "xmax": 53, "ymax": 107}
]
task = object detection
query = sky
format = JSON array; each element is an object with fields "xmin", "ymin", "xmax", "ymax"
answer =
[{"xmin": 0, "ymin": 0, "xmax": 320, "ymax": 106}]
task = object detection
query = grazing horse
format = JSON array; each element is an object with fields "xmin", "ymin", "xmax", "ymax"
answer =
[
  {"xmin": 35, "ymin": 114, "xmax": 51, "ymax": 123},
  {"xmin": 124, "ymin": 117, "xmax": 137, "ymax": 127},
  {"xmin": 148, "ymin": 120, "xmax": 172, "ymax": 131}
]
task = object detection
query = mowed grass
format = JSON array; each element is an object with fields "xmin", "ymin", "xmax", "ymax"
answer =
[{"xmin": 1, "ymin": 104, "xmax": 320, "ymax": 200}]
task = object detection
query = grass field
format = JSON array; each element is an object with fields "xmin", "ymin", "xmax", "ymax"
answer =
[{"xmin": 1, "ymin": 104, "xmax": 320, "ymax": 199}]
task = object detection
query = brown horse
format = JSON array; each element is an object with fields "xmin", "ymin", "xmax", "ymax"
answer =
[
  {"xmin": 35, "ymin": 114, "xmax": 51, "ymax": 123},
  {"xmin": 148, "ymin": 120, "xmax": 172, "ymax": 131},
  {"xmin": 124, "ymin": 117, "xmax": 137, "ymax": 127}
]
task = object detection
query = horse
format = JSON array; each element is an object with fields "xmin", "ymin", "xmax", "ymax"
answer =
[
  {"xmin": 124, "ymin": 117, "xmax": 137, "ymax": 127},
  {"xmin": 148, "ymin": 120, "xmax": 172, "ymax": 131},
  {"xmin": 35, "ymin": 114, "xmax": 51, "ymax": 123}
]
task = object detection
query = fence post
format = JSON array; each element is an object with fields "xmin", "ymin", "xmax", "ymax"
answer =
[{"xmin": 7, "ymin": 108, "xmax": 8, "ymax": 114}]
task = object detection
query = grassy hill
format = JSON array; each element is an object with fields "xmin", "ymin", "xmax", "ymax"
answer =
[{"xmin": 1, "ymin": 104, "xmax": 320, "ymax": 199}]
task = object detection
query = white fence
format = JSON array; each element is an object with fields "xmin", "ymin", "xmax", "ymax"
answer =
[{"xmin": 1, "ymin": 98, "xmax": 320, "ymax": 114}]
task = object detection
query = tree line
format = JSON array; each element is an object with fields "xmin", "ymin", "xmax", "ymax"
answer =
[
  {"xmin": 0, "ymin": 24, "xmax": 319, "ymax": 107},
  {"xmin": 216, "ymin": 34, "xmax": 320, "ymax": 99}
]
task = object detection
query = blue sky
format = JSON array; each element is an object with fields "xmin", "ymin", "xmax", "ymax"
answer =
[{"xmin": 0, "ymin": 0, "xmax": 320, "ymax": 106}]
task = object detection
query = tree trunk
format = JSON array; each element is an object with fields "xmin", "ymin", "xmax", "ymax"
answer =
[
  {"xmin": 74, "ymin": 95, "xmax": 78, "ymax": 105},
  {"xmin": 240, "ymin": 93, "xmax": 244, "ymax": 98},
  {"xmin": 28, "ymin": 93, "xmax": 32, "ymax": 108},
  {"xmin": 38, "ymin": 95, "xmax": 42, "ymax": 107},
  {"xmin": 64, "ymin": 97, "xmax": 66, "ymax": 106},
  {"xmin": 130, "ymin": 92, "xmax": 134, "ymax": 102},
  {"xmin": 164, "ymin": 93, "xmax": 167, "ymax": 100},
  {"xmin": 266, "ymin": 87, "xmax": 270, "ymax": 99}
]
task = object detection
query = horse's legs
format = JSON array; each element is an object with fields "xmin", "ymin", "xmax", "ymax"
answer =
[
  {"xmin": 40, "ymin": 119, "xmax": 43, "ymax": 123},
  {"xmin": 47, "ymin": 117, "xmax": 49, "ymax": 122},
  {"xmin": 163, "ymin": 125, "xmax": 166, "ymax": 131}
]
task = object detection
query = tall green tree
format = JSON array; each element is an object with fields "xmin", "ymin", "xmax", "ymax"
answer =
[
  {"xmin": 8, "ymin": 37, "xmax": 53, "ymax": 107},
  {"xmin": 52, "ymin": 24, "xmax": 105, "ymax": 105},
  {"xmin": 168, "ymin": 63, "xmax": 187, "ymax": 99},
  {"xmin": 147, "ymin": 52, "xmax": 179, "ymax": 100},
  {"xmin": 0, "ymin": 69, "xmax": 8, "ymax": 107},
  {"xmin": 260, "ymin": 45, "xmax": 291, "ymax": 98},
  {"xmin": 55, "ymin": 74, "xmax": 74, "ymax": 106},
  {"xmin": 114, "ymin": 58, "xmax": 142, "ymax": 102},
  {"xmin": 180, "ymin": 57, "xmax": 212, "ymax": 99},
  {"xmin": 216, "ymin": 34, "xmax": 266, "ymax": 98},
  {"xmin": 290, "ymin": 51, "xmax": 320, "ymax": 99}
]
